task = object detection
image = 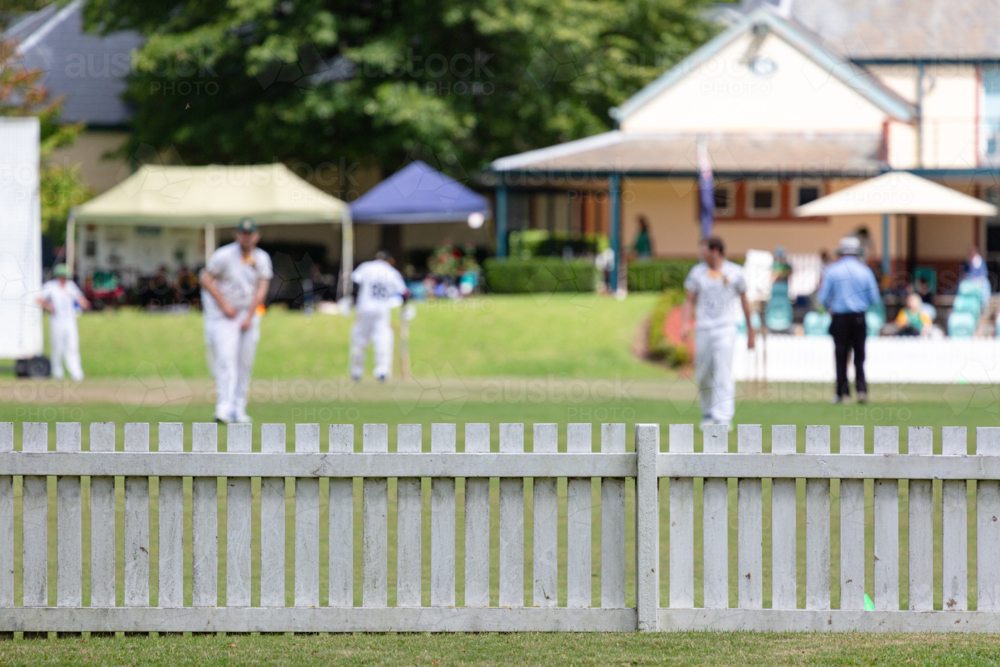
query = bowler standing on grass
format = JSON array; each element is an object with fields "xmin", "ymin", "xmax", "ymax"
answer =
[
  {"xmin": 350, "ymin": 251, "xmax": 407, "ymax": 381},
  {"xmin": 200, "ymin": 217, "xmax": 273, "ymax": 423},
  {"xmin": 37, "ymin": 263, "xmax": 91, "ymax": 381},
  {"xmin": 681, "ymin": 237, "xmax": 755, "ymax": 430}
]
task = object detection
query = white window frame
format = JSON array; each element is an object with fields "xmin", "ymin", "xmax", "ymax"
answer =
[
  {"xmin": 713, "ymin": 183, "xmax": 736, "ymax": 217},
  {"xmin": 747, "ymin": 183, "xmax": 780, "ymax": 217}
]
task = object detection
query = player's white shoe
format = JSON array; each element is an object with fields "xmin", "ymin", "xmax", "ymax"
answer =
[
  {"xmin": 699, "ymin": 417, "xmax": 715, "ymax": 431},
  {"xmin": 234, "ymin": 411, "xmax": 252, "ymax": 423},
  {"xmin": 214, "ymin": 412, "xmax": 232, "ymax": 425}
]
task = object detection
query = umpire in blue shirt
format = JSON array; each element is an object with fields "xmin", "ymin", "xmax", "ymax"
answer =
[{"xmin": 817, "ymin": 236, "xmax": 881, "ymax": 404}]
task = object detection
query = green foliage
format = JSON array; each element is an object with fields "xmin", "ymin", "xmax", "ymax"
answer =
[
  {"xmin": 627, "ymin": 258, "xmax": 698, "ymax": 292},
  {"xmin": 82, "ymin": 0, "xmax": 717, "ymax": 177},
  {"xmin": 646, "ymin": 288, "xmax": 688, "ymax": 366},
  {"xmin": 0, "ymin": 40, "xmax": 92, "ymax": 244},
  {"xmin": 483, "ymin": 258, "xmax": 599, "ymax": 294},
  {"xmin": 508, "ymin": 230, "xmax": 608, "ymax": 258}
]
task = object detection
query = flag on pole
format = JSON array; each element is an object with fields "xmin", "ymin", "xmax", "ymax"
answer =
[{"xmin": 697, "ymin": 141, "xmax": 715, "ymax": 239}]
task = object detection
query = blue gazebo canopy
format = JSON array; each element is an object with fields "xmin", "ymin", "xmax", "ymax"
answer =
[{"xmin": 350, "ymin": 160, "xmax": 491, "ymax": 224}]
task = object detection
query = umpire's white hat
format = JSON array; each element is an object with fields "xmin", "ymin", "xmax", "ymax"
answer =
[{"xmin": 837, "ymin": 236, "xmax": 861, "ymax": 255}]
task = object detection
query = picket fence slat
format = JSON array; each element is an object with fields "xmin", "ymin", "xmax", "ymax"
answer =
[
  {"xmin": 431, "ymin": 424, "xmax": 456, "ymax": 607},
  {"xmin": 11, "ymin": 420, "xmax": 1000, "ymax": 635},
  {"xmin": 978, "ymin": 428, "xmax": 1000, "ymax": 612},
  {"xmin": 839, "ymin": 425, "xmax": 865, "ymax": 611},
  {"xmin": 499, "ymin": 423, "xmax": 524, "ymax": 608},
  {"xmin": 942, "ymin": 427, "xmax": 968, "ymax": 611},
  {"xmin": 363, "ymin": 424, "xmax": 388, "ymax": 608},
  {"xmin": 600, "ymin": 423, "xmax": 626, "ymax": 609},
  {"xmin": 56, "ymin": 423, "xmax": 82, "ymax": 611},
  {"xmin": 396, "ymin": 424, "xmax": 422, "ymax": 608},
  {"xmin": 771, "ymin": 425, "xmax": 796, "ymax": 610},
  {"xmin": 0, "ymin": 423, "xmax": 11, "ymax": 616},
  {"xmin": 702, "ymin": 424, "xmax": 729, "ymax": 610},
  {"xmin": 567, "ymin": 423, "xmax": 593, "ymax": 608},
  {"xmin": 294, "ymin": 424, "xmax": 320, "ymax": 608},
  {"xmin": 873, "ymin": 427, "xmax": 899, "ymax": 611},
  {"xmin": 737, "ymin": 425, "xmax": 763, "ymax": 610},
  {"xmin": 669, "ymin": 424, "xmax": 694, "ymax": 609},
  {"xmin": 192, "ymin": 423, "xmax": 218, "ymax": 608},
  {"xmin": 465, "ymin": 423, "xmax": 491, "ymax": 608},
  {"xmin": 260, "ymin": 424, "xmax": 286, "ymax": 608},
  {"xmin": 908, "ymin": 426, "xmax": 933, "ymax": 611},
  {"xmin": 23, "ymin": 423, "xmax": 47, "ymax": 609},
  {"xmin": 124, "ymin": 423, "xmax": 150, "ymax": 609},
  {"xmin": 805, "ymin": 426, "xmax": 830, "ymax": 611},
  {"xmin": 532, "ymin": 424, "xmax": 558, "ymax": 608},
  {"xmin": 158, "ymin": 423, "xmax": 184, "ymax": 610},
  {"xmin": 89, "ymin": 423, "xmax": 116, "ymax": 609},
  {"xmin": 328, "ymin": 424, "xmax": 354, "ymax": 607}
]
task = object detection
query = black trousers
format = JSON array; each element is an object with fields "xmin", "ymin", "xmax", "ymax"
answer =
[{"xmin": 830, "ymin": 312, "xmax": 867, "ymax": 397}]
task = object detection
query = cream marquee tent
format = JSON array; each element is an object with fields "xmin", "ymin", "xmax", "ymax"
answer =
[{"xmin": 70, "ymin": 163, "xmax": 354, "ymax": 294}]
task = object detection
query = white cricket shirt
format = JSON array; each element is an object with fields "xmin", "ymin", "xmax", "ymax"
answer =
[
  {"xmin": 40, "ymin": 279, "xmax": 84, "ymax": 324},
  {"xmin": 351, "ymin": 260, "xmax": 406, "ymax": 315},
  {"xmin": 683, "ymin": 260, "xmax": 747, "ymax": 330},
  {"xmin": 202, "ymin": 242, "xmax": 273, "ymax": 319}
]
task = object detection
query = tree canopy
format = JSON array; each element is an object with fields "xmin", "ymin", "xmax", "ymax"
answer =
[{"xmin": 84, "ymin": 0, "xmax": 716, "ymax": 185}]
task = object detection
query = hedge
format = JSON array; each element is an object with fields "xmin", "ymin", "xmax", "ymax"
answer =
[
  {"xmin": 647, "ymin": 289, "xmax": 690, "ymax": 367},
  {"xmin": 483, "ymin": 258, "xmax": 599, "ymax": 294},
  {"xmin": 508, "ymin": 230, "xmax": 608, "ymax": 258},
  {"xmin": 627, "ymin": 259, "xmax": 699, "ymax": 292}
]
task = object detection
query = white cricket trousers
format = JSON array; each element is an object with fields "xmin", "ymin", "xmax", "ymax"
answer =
[
  {"xmin": 694, "ymin": 326, "xmax": 737, "ymax": 425},
  {"xmin": 208, "ymin": 312, "xmax": 261, "ymax": 419},
  {"xmin": 350, "ymin": 310, "xmax": 394, "ymax": 379},
  {"xmin": 50, "ymin": 319, "xmax": 84, "ymax": 382}
]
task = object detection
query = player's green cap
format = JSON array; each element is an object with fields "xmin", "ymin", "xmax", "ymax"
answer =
[
  {"xmin": 235, "ymin": 217, "xmax": 258, "ymax": 233},
  {"xmin": 52, "ymin": 264, "xmax": 69, "ymax": 277}
]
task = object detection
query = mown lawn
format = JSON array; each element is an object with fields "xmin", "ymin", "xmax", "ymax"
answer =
[{"xmin": 61, "ymin": 293, "xmax": 663, "ymax": 379}]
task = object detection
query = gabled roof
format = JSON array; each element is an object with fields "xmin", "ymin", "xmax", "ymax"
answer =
[
  {"xmin": 3, "ymin": 0, "xmax": 143, "ymax": 127},
  {"xmin": 611, "ymin": 5, "xmax": 915, "ymax": 125},
  {"xmin": 741, "ymin": 0, "xmax": 1000, "ymax": 61}
]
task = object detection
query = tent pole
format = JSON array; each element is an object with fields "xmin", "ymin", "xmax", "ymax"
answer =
[
  {"xmin": 205, "ymin": 223, "xmax": 216, "ymax": 260},
  {"xmin": 881, "ymin": 212, "xmax": 890, "ymax": 278},
  {"xmin": 66, "ymin": 211, "xmax": 76, "ymax": 277},
  {"xmin": 341, "ymin": 214, "xmax": 354, "ymax": 301}
]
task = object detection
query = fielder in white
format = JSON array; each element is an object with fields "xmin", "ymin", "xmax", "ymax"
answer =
[
  {"xmin": 37, "ymin": 264, "xmax": 91, "ymax": 381},
  {"xmin": 681, "ymin": 237, "xmax": 755, "ymax": 430},
  {"xmin": 350, "ymin": 251, "xmax": 407, "ymax": 381},
  {"xmin": 200, "ymin": 218, "xmax": 273, "ymax": 423}
]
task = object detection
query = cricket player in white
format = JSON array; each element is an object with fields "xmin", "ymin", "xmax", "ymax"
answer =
[
  {"xmin": 37, "ymin": 264, "xmax": 91, "ymax": 381},
  {"xmin": 200, "ymin": 218, "xmax": 273, "ymax": 423},
  {"xmin": 350, "ymin": 251, "xmax": 407, "ymax": 381},
  {"xmin": 681, "ymin": 237, "xmax": 755, "ymax": 430}
]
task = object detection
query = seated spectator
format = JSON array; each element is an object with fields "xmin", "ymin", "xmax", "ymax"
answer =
[
  {"xmin": 895, "ymin": 293, "xmax": 932, "ymax": 336},
  {"xmin": 915, "ymin": 277, "xmax": 934, "ymax": 304},
  {"xmin": 771, "ymin": 246, "xmax": 792, "ymax": 285}
]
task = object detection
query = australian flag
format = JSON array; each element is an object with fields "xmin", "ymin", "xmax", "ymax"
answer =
[{"xmin": 697, "ymin": 141, "xmax": 714, "ymax": 239}]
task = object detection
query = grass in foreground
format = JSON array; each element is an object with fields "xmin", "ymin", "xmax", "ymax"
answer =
[{"xmin": 3, "ymin": 631, "xmax": 1000, "ymax": 666}]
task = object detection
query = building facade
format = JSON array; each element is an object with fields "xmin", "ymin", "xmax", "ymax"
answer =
[{"xmin": 490, "ymin": 0, "xmax": 1000, "ymax": 287}]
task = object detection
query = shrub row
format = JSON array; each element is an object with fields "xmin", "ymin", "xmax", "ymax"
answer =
[
  {"xmin": 508, "ymin": 230, "xmax": 609, "ymax": 258},
  {"xmin": 483, "ymin": 258, "xmax": 599, "ymax": 294},
  {"xmin": 627, "ymin": 259, "xmax": 699, "ymax": 292}
]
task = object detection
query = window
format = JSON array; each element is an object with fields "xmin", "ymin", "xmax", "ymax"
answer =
[
  {"xmin": 748, "ymin": 185, "xmax": 779, "ymax": 216},
  {"xmin": 984, "ymin": 69, "xmax": 1000, "ymax": 160},
  {"xmin": 798, "ymin": 186, "xmax": 820, "ymax": 206},
  {"xmin": 713, "ymin": 184, "xmax": 735, "ymax": 217}
]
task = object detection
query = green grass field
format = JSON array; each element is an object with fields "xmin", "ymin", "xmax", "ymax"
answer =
[{"xmin": 3, "ymin": 295, "xmax": 1000, "ymax": 663}]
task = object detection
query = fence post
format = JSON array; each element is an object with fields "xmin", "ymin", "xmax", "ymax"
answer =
[{"xmin": 635, "ymin": 423, "xmax": 659, "ymax": 632}]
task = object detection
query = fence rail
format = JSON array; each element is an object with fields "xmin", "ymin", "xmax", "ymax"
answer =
[{"xmin": 0, "ymin": 421, "xmax": 998, "ymax": 634}]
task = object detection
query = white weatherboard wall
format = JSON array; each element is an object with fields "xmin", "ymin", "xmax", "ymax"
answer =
[
  {"xmin": 0, "ymin": 118, "xmax": 43, "ymax": 359},
  {"xmin": 734, "ymin": 335, "xmax": 1000, "ymax": 384},
  {"xmin": 4, "ymin": 421, "xmax": 1000, "ymax": 634}
]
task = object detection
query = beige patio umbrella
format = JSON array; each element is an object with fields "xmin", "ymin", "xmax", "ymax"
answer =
[{"xmin": 794, "ymin": 171, "xmax": 997, "ymax": 274}]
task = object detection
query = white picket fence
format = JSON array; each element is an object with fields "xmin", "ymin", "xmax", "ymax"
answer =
[{"xmin": 0, "ymin": 420, "xmax": 998, "ymax": 634}]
